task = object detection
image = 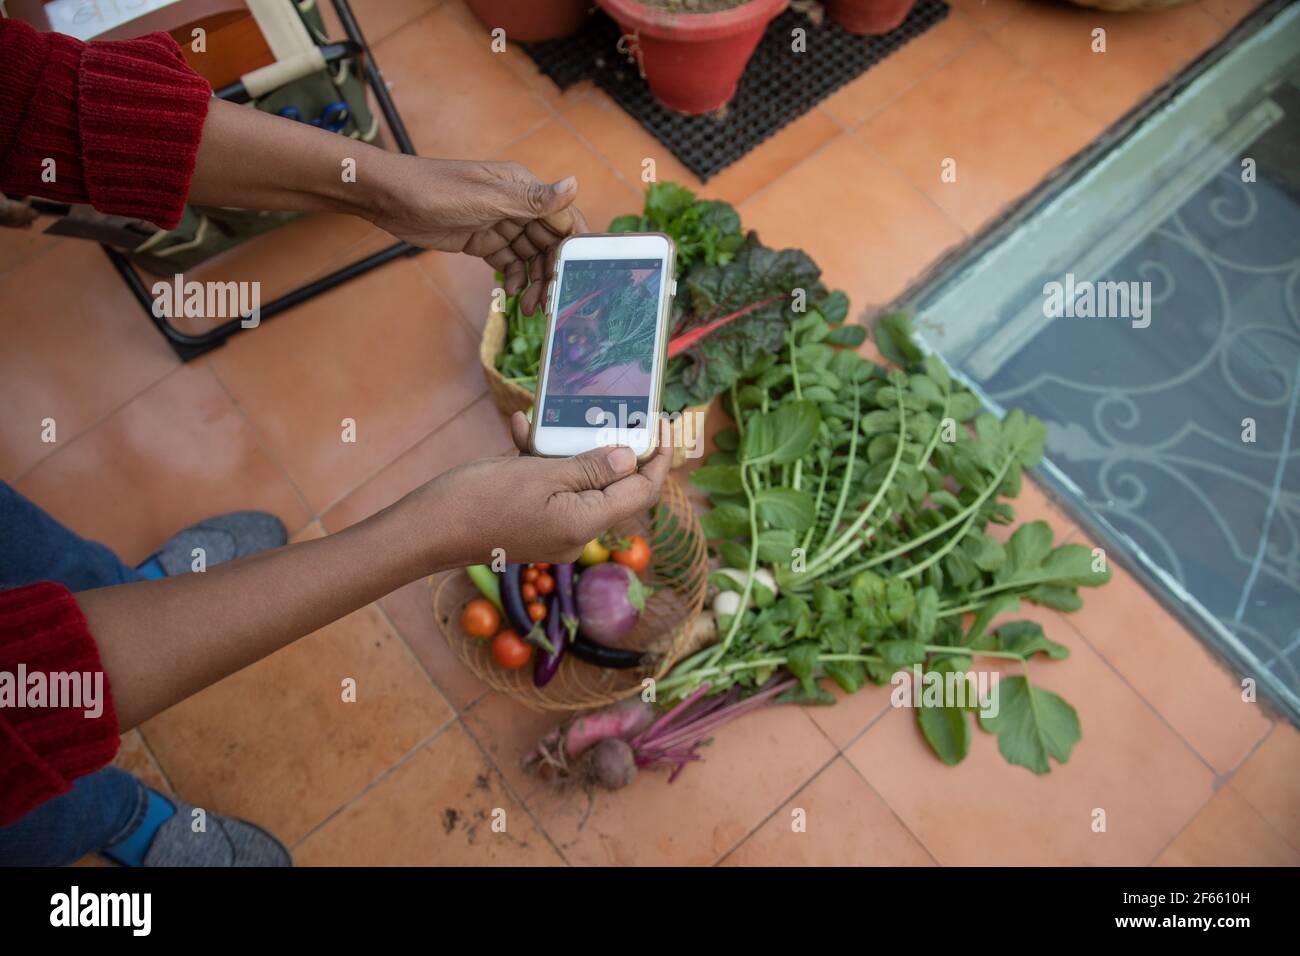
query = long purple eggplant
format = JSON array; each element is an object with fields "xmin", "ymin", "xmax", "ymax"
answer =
[
  {"xmin": 534, "ymin": 564, "xmax": 574, "ymax": 687},
  {"xmin": 499, "ymin": 564, "xmax": 534, "ymax": 636},
  {"xmin": 568, "ymin": 636, "xmax": 649, "ymax": 669}
]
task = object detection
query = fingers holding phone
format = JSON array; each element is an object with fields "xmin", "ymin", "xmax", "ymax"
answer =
[{"xmin": 510, "ymin": 410, "xmax": 673, "ymax": 527}]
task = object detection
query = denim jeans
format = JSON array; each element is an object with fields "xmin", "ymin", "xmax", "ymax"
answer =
[{"xmin": 0, "ymin": 482, "xmax": 148, "ymax": 866}]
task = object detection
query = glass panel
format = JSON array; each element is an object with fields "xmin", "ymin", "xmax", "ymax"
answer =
[{"xmin": 910, "ymin": 5, "xmax": 1300, "ymax": 719}]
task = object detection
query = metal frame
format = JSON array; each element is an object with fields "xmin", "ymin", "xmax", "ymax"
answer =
[{"xmin": 104, "ymin": 0, "xmax": 420, "ymax": 361}]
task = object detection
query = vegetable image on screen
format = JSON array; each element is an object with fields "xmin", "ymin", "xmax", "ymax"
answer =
[{"xmin": 543, "ymin": 259, "xmax": 662, "ymax": 427}]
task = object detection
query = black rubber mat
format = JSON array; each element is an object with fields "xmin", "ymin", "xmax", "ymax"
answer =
[{"xmin": 520, "ymin": 1, "xmax": 950, "ymax": 181}]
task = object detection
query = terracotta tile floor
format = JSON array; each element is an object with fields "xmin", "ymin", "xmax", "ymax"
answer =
[{"xmin": 2, "ymin": 0, "xmax": 1292, "ymax": 866}]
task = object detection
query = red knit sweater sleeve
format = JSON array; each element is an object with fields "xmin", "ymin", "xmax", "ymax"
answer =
[
  {"xmin": 0, "ymin": 582, "xmax": 121, "ymax": 826},
  {"xmin": 0, "ymin": 17, "xmax": 211, "ymax": 229}
]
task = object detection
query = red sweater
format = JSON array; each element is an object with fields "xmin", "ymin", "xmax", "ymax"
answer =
[{"xmin": 0, "ymin": 18, "xmax": 210, "ymax": 825}]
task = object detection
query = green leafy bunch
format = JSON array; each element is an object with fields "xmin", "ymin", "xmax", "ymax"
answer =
[
  {"xmin": 662, "ymin": 313, "xmax": 1111, "ymax": 774},
  {"xmin": 662, "ymin": 237, "xmax": 849, "ymax": 412},
  {"xmin": 494, "ymin": 286, "xmax": 546, "ymax": 393},
  {"xmin": 610, "ymin": 181, "xmax": 744, "ymax": 275}
]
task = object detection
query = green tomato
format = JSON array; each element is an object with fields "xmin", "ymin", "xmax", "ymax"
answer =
[{"xmin": 578, "ymin": 539, "xmax": 610, "ymax": 567}]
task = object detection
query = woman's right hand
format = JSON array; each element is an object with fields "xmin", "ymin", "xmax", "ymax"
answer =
[{"xmin": 402, "ymin": 412, "xmax": 674, "ymax": 569}]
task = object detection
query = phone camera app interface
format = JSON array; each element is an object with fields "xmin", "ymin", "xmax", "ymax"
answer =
[{"xmin": 543, "ymin": 258, "xmax": 663, "ymax": 429}]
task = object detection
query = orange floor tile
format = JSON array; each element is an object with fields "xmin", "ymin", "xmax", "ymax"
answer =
[{"xmin": 2, "ymin": 0, "xmax": 1292, "ymax": 867}]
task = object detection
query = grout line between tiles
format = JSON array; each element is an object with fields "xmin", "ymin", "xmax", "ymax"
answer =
[
  {"xmin": 550, "ymin": 94, "xmax": 689, "ymax": 199},
  {"xmin": 1053, "ymin": 608, "xmax": 1229, "ymax": 779},
  {"xmin": 1144, "ymin": 785, "xmax": 1220, "ymax": 865},
  {"xmin": 357, "ymin": 0, "xmax": 449, "ymax": 49},
  {"xmin": 371, "ymin": 593, "xmax": 471, "ymax": 715},
  {"xmin": 839, "ymin": 691, "xmax": 905, "ymax": 753},
  {"xmin": 11, "ymin": 361, "xmax": 185, "ymax": 488},
  {"xmin": 204, "ymin": 361, "xmax": 316, "ymax": 534},
  {"xmin": 1219, "ymin": 718, "xmax": 1282, "ymax": 785},
  {"xmin": 853, "ymin": 135, "xmax": 973, "ymax": 241},
  {"xmin": 839, "ymin": 21, "xmax": 984, "ymax": 133},
  {"xmin": 1223, "ymin": 780, "xmax": 1300, "ymax": 860},
  {"xmin": 457, "ymin": 716, "xmax": 573, "ymax": 865},
  {"xmin": 133, "ymin": 727, "xmax": 180, "ymax": 797},
  {"xmin": 289, "ymin": 714, "xmax": 459, "ymax": 852},
  {"xmin": 713, "ymin": 750, "xmax": 840, "ymax": 866},
  {"xmin": 313, "ymin": 383, "xmax": 490, "ymax": 524},
  {"xmin": 840, "ymin": 749, "xmax": 944, "ymax": 866},
  {"xmin": 407, "ymin": 246, "xmax": 500, "ymax": 355}
]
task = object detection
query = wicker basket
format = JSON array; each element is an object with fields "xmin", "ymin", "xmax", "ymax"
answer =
[
  {"xmin": 480, "ymin": 307, "xmax": 710, "ymax": 469},
  {"xmin": 433, "ymin": 477, "xmax": 712, "ymax": 712}
]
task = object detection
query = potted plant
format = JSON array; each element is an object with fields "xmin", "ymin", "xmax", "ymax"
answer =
[
  {"xmin": 463, "ymin": 0, "xmax": 591, "ymax": 43},
  {"xmin": 597, "ymin": 0, "xmax": 789, "ymax": 115},
  {"xmin": 824, "ymin": 0, "xmax": 917, "ymax": 35}
]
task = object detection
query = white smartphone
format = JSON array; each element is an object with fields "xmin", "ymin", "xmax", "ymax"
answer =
[{"xmin": 530, "ymin": 232, "xmax": 677, "ymax": 462}]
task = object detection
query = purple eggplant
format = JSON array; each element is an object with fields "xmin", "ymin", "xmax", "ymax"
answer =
[
  {"xmin": 500, "ymin": 564, "xmax": 534, "ymax": 636},
  {"xmin": 534, "ymin": 564, "xmax": 575, "ymax": 687},
  {"xmin": 568, "ymin": 636, "xmax": 649, "ymax": 669}
]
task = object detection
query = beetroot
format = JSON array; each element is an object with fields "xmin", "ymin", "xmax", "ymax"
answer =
[
  {"xmin": 527, "ymin": 675, "xmax": 797, "ymax": 789},
  {"xmin": 590, "ymin": 738, "xmax": 637, "ymax": 790},
  {"xmin": 564, "ymin": 697, "xmax": 656, "ymax": 758}
]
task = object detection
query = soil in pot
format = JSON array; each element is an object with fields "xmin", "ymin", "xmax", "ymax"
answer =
[
  {"xmin": 464, "ymin": 0, "xmax": 591, "ymax": 44},
  {"xmin": 824, "ymin": 0, "xmax": 918, "ymax": 35}
]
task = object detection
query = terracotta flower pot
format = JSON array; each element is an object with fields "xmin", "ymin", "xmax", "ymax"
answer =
[
  {"xmin": 463, "ymin": 0, "xmax": 591, "ymax": 43},
  {"xmin": 597, "ymin": 0, "xmax": 789, "ymax": 115},
  {"xmin": 824, "ymin": 0, "xmax": 917, "ymax": 35}
]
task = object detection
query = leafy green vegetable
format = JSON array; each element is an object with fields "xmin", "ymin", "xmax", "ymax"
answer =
[
  {"xmin": 918, "ymin": 703, "xmax": 971, "ymax": 766},
  {"xmin": 610, "ymin": 182, "xmax": 744, "ymax": 275},
  {"xmin": 492, "ymin": 183, "xmax": 1106, "ymax": 777},
  {"xmin": 663, "ymin": 311, "xmax": 1110, "ymax": 775},
  {"xmin": 492, "ymin": 285, "xmax": 546, "ymax": 393},
  {"xmin": 664, "ymin": 238, "xmax": 850, "ymax": 412},
  {"xmin": 980, "ymin": 676, "xmax": 1081, "ymax": 773}
]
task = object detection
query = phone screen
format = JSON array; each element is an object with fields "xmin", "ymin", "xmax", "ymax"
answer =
[{"xmin": 541, "ymin": 258, "xmax": 664, "ymax": 429}]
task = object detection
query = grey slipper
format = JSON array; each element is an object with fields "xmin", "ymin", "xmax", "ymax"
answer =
[
  {"xmin": 142, "ymin": 801, "xmax": 292, "ymax": 867},
  {"xmin": 152, "ymin": 511, "xmax": 287, "ymax": 576}
]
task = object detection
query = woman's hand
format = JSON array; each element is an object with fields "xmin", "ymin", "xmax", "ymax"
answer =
[
  {"xmin": 190, "ymin": 101, "xmax": 586, "ymax": 314},
  {"xmin": 401, "ymin": 412, "xmax": 673, "ymax": 567},
  {"xmin": 370, "ymin": 159, "xmax": 588, "ymax": 315}
]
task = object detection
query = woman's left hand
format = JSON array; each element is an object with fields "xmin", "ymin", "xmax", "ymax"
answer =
[{"xmin": 371, "ymin": 157, "xmax": 588, "ymax": 314}]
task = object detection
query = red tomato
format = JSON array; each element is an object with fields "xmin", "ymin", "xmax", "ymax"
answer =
[
  {"xmin": 527, "ymin": 602, "xmax": 547, "ymax": 623},
  {"xmin": 612, "ymin": 534, "xmax": 652, "ymax": 573},
  {"xmin": 491, "ymin": 629, "xmax": 532, "ymax": 669},
  {"xmin": 460, "ymin": 598, "xmax": 500, "ymax": 639},
  {"xmin": 534, "ymin": 563, "xmax": 551, "ymax": 572},
  {"xmin": 523, "ymin": 567, "xmax": 539, "ymax": 583},
  {"xmin": 521, "ymin": 582, "xmax": 538, "ymax": 603},
  {"xmin": 535, "ymin": 573, "xmax": 555, "ymax": 596}
]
